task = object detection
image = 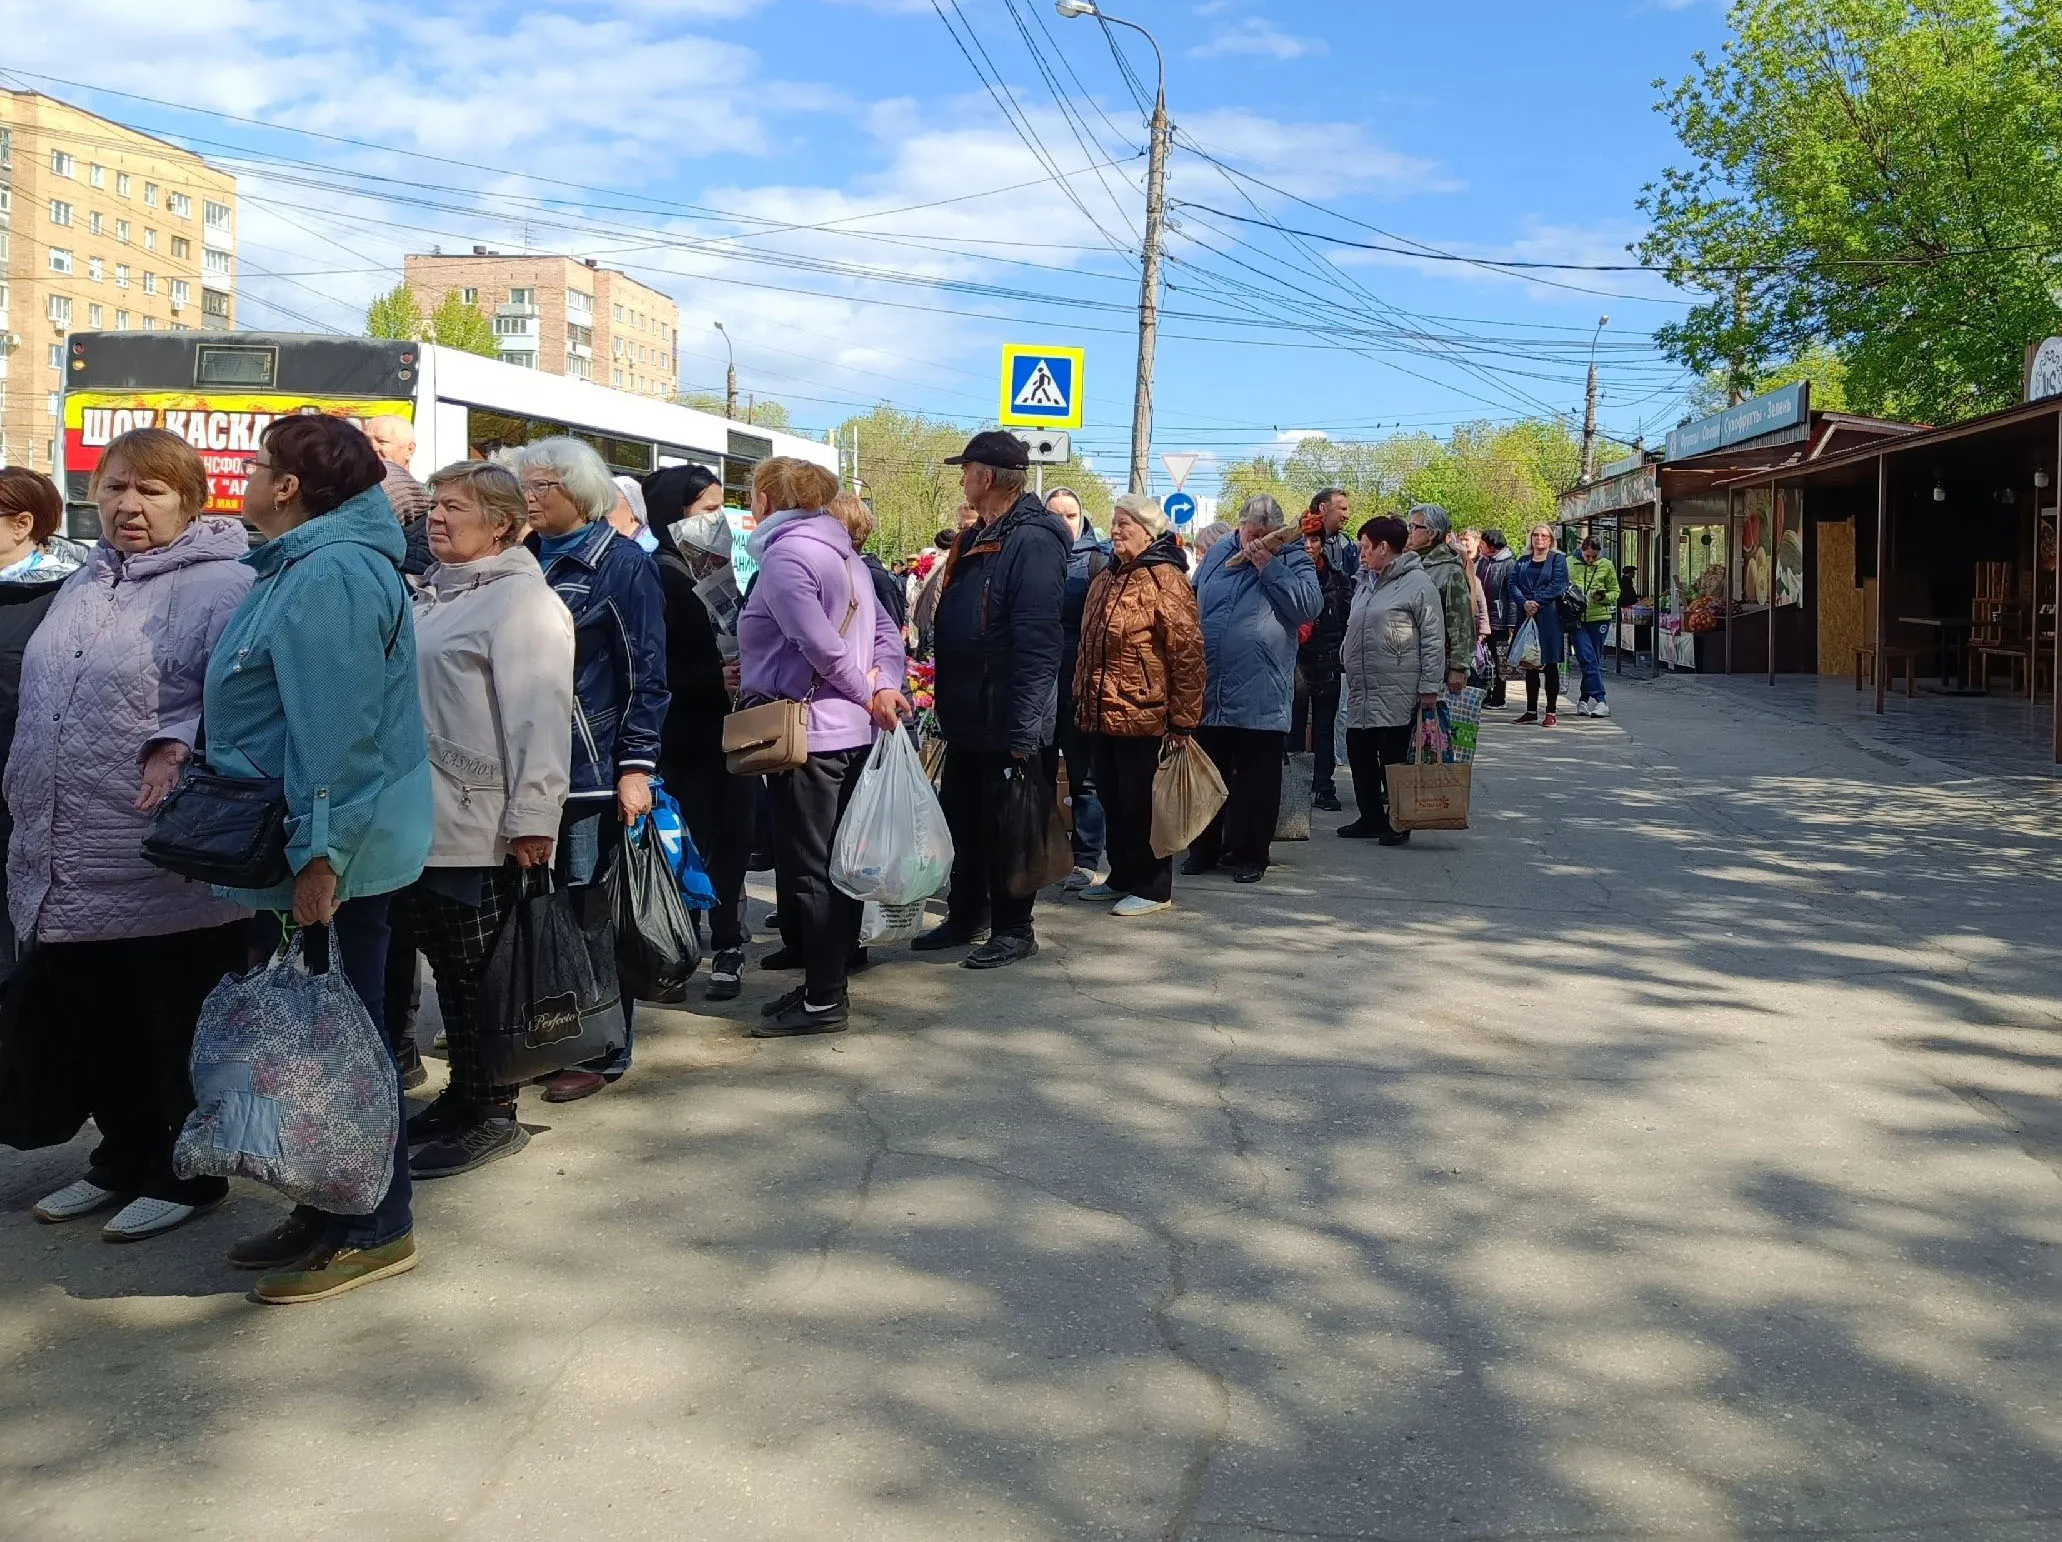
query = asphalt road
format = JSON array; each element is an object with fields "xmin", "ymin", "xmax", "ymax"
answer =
[{"xmin": 4, "ymin": 677, "xmax": 2060, "ymax": 1542}]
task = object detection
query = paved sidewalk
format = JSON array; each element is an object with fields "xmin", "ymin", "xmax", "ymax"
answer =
[{"xmin": 3, "ymin": 678, "xmax": 2060, "ymax": 1542}]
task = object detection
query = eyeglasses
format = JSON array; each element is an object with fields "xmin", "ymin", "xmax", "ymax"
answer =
[
  {"xmin": 520, "ymin": 480, "xmax": 562, "ymax": 499},
  {"xmin": 249, "ymin": 458, "xmax": 273, "ymax": 473},
  {"xmin": 1407, "ymin": 520, "xmax": 1430, "ymax": 531}
]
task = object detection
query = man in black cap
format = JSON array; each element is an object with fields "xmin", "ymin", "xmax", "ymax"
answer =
[{"xmin": 913, "ymin": 430, "xmax": 1072, "ymax": 968}]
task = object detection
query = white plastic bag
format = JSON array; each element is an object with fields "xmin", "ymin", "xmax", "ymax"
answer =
[
  {"xmin": 1512, "ymin": 617, "xmax": 1542, "ymax": 669},
  {"xmin": 860, "ymin": 899, "xmax": 928, "ymax": 945},
  {"xmin": 831, "ymin": 728, "xmax": 955, "ymax": 905}
]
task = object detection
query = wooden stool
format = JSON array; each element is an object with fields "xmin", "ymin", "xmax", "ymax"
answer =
[
  {"xmin": 1972, "ymin": 645, "xmax": 2030, "ymax": 694},
  {"xmin": 1856, "ymin": 645, "xmax": 1916, "ymax": 697}
]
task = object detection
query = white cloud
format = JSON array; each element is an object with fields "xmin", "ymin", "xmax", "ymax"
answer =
[
  {"xmin": 1175, "ymin": 108, "xmax": 1459, "ymax": 200},
  {"xmin": 1189, "ymin": 17, "xmax": 1326, "ymax": 61}
]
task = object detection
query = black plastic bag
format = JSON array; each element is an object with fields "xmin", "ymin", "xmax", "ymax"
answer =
[
  {"xmin": 477, "ymin": 869, "xmax": 625, "ymax": 1086},
  {"xmin": 610, "ymin": 818, "xmax": 701, "ymax": 1003},
  {"xmin": 997, "ymin": 759, "xmax": 1071, "ymax": 900}
]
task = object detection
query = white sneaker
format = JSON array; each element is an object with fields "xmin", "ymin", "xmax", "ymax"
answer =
[
  {"xmin": 1062, "ymin": 866, "xmax": 1098, "ymax": 893},
  {"xmin": 1575, "ymin": 698, "xmax": 1594, "ymax": 716},
  {"xmin": 33, "ymin": 1177, "xmax": 122, "ymax": 1223},
  {"xmin": 1590, "ymin": 701, "xmax": 1610, "ymax": 718},
  {"xmin": 1111, "ymin": 895, "xmax": 1171, "ymax": 917},
  {"xmin": 102, "ymin": 1194, "xmax": 216, "ymax": 1243}
]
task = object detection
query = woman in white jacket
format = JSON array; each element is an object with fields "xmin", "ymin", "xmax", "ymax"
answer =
[{"xmin": 397, "ymin": 462, "xmax": 575, "ymax": 1180}]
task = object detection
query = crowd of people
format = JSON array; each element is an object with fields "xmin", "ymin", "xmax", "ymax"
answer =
[{"xmin": 0, "ymin": 416, "xmax": 1605, "ymax": 1306}]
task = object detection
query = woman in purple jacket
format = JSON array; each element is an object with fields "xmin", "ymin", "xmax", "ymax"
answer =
[{"xmin": 736, "ymin": 457, "xmax": 908, "ymax": 1037}]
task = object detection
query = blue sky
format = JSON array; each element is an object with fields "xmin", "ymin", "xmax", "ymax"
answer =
[{"xmin": 8, "ymin": 0, "xmax": 1731, "ymax": 492}]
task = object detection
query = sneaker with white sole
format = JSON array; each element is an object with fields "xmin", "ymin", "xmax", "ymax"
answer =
[
  {"xmin": 103, "ymin": 1194, "xmax": 219, "ymax": 1243},
  {"xmin": 1575, "ymin": 698, "xmax": 1594, "ymax": 716},
  {"xmin": 33, "ymin": 1177, "xmax": 124, "ymax": 1223},
  {"xmin": 1590, "ymin": 701, "xmax": 1610, "ymax": 718},
  {"xmin": 1111, "ymin": 895, "xmax": 1171, "ymax": 917},
  {"xmin": 1062, "ymin": 866, "xmax": 1098, "ymax": 893}
]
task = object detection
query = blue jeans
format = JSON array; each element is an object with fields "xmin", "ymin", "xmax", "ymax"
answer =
[
  {"xmin": 1057, "ymin": 711, "xmax": 1106, "ymax": 869},
  {"xmin": 1574, "ymin": 620, "xmax": 1609, "ymax": 703}
]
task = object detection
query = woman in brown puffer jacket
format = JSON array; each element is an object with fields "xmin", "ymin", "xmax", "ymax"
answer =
[{"xmin": 1071, "ymin": 494, "xmax": 1206, "ymax": 915}]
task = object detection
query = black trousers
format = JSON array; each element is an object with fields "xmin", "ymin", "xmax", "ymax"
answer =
[
  {"xmin": 1345, "ymin": 724, "xmax": 1413, "ymax": 836},
  {"xmin": 1524, "ymin": 663, "xmax": 1562, "ymax": 714},
  {"xmin": 1190, "ymin": 726, "xmax": 1286, "ymax": 870},
  {"xmin": 382, "ymin": 899, "xmax": 422, "ymax": 1060},
  {"xmin": 1289, "ymin": 671, "xmax": 1341, "ymax": 795},
  {"xmin": 769, "ymin": 747, "xmax": 867, "ymax": 1000},
  {"xmin": 1484, "ymin": 629, "xmax": 1510, "ymax": 706},
  {"xmin": 1090, "ymin": 733, "xmax": 1170, "ymax": 903},
  {"xmin": 397, "ymin": 870, "xmax": 522, "ymax": 1115},
  {"xmin": 33, "ymin": 922, "xmax": 251, "ymax": 1204},
  {"xmin": 665, "ymin": 750, "xmax": 754, "ymax": 953},
  {"xmin": 939, "ymin": 743, "xmax": 1056, "ymax": 939}
]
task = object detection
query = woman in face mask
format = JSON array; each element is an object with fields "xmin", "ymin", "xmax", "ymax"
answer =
[{"xmin": 644, "ymin": 465, "xmax": 755, "ymax": 1001}]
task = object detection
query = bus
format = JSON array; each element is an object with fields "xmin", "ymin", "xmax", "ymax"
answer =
[{"xmin": 56, "ymin": 330, "xmax": 836, "ymax": 541}]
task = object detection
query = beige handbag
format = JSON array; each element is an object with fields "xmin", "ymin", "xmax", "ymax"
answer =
[{"xmin": 722, "ymin": 562, "xmax": 859, "ymax": 776}]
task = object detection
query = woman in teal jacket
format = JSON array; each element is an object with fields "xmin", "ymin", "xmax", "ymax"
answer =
[{"xmin": 203, "ymin": 414, "xmax": 431, "ymax": 1306}]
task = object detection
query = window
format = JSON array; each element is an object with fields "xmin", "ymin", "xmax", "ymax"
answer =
[
  {"xmin": 171, "ymin": 236, "xmax": 190, "ymax": 260},
  {"xmin": 0, "ymin": 128, "xmax": 10, "ymax": 167},
  {"xmin": 612, "ymin": 368, "xmax": 624, "ymax": 387},
  {"xmin": 49, "ymin": 199, "xmax": 73, "ymax": 227},
  {"xmin": 168, "ymin": 192, "xmax": 191, "ymax": 218},
  {"xmin": 143, "ymin": 316, "xmax": 157, "ymax": 331},
  {"xmin": 204, "ymin": 248, "xmax": 231, "ymax": 277},
  {"xmin": 116, "ymin": 172, "xmax": 131, "ymax": 197},
  {"xmin": 48, "ymin": 248, "xmax": 74, "ymax": 275},
  {"xmin": 115, "ymin": 310, "xmax": 130, "ymax": 330},
  {"xmin": 612, "ymin": 339, "xmax": 624, "ymax": 359},
  {"xmin": 202, "ymin": 289, "xmax": 230, "ymax": 319},
  {"xmin": 508, "ymin": 287, "xmax": 534, "ymax": 306},
  {"xmin": 47, "ymin": 295, "xmax": 72, "ymax": 326},
  {"xmin": 568, "ymin": 356, "xmax": 592, "ymax": 382},
  {"xmin": 568, "ymin": 323, "xmax": 592, "ymax": 350},
  {"xmin": 171, "ymin": 278, "xmax": 190, "ymax": 304},
  {"xmin": 88, "ymin": 303, "xmax": 103, "ymax": 326},
  {"xmin": 47, "ymin": 393, "xmax": 60, "ymax": 417},
  {"xmin": 142, "ymin": 271, "xmax": 157, "ymax": 295},
  {"xmin": 117, "ymin": 219, "xmax": 130, "ymax": 243},
  {"xmin": 47, "ymin": 344, "xmax": 63, "ymax": 370},
  {"xmin": 613, "ymin": 303, "xmax": 624, "ymax": 322},
  {"xmin": 500, "ymin": 350, "xmax": 537, "ymax": 369},
  {"xmin": 115, "ymin": 264, "xmax": 130, "ymax": 287},
  {"xmin": 144, "ymin": 228, "xmax": 157, "ymax": 251},
  {"xmin": 88, "ymin": 256, "xmax": 103, "ymax": 282},
  {"xmin": 90, "ymin": 163, "xmax": 106, "ymax": 189},
  {"xmin": 144, "ymin": 182, "xmax": 159, "ymax": 207},
  {"xmin": 204, "ymin": 200, "xmax": 231, "ymax": 230},
  {"xmin": 0, "ymin": 187, "xmax": 10, "ymax": 216},
  {"xmin": 492, "ymin": 315, "xmax": 529, "ymax": 336},
  {"xmin": 89, "ymin": 211, "xmax": 103, "ymax": 236},
  {"xmin": 51, "ymin": 150, "xmax": 75, "ymax": 177},
  {"xmin": 567, "ymin": 289, "xmax": 593, "ymax": 321},
  {"xmin": 460, "ymin": 286, "xmax": 477, "ymax": 304}
]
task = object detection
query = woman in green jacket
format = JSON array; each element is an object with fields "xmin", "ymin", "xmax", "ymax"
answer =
[
  {"xmin": 1569, "ymin": 534, "xmax": 1621, "ymax": 718},
  {"xmin": 202, "ymin": 413, "xmax": 432, "ymax": 1305}
]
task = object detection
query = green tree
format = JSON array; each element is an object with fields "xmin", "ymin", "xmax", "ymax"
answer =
[
  {"xmin": 1689, "ymin": 343, "xmax": 1851, "ymax": 418},
  {"xmin": 1637, "ymin": 0, "xmax": 2062, "ymax": 424},
  {"xmin": 365, "ymin": 281, "xmax": 425, "ymax": 341},
  {"xmin": 675, "ymin": 390, "xmax": 794, "ymax": 431},
  {"xmin": 427, "ymin": 290, "xmax": 498, "ymax": 357}
]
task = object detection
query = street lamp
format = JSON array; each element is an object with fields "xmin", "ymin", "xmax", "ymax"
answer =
[
  {"xmin": 713, "ymin": 320, "xmax": 737, "ymax": 420},
  {"xmin": 1579, "ymin": 314, "xmax": 1609, "ymax": 484},
  {"xmin": 1057, "ymin": 0, "xmax": 1168, "ymax": 496}
]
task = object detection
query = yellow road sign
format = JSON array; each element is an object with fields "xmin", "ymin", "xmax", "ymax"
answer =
[{"xmin": 999, "ymin": 344, "xmax": 1085, "ymax": 430}]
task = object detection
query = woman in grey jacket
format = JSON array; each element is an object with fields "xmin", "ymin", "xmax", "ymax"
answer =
[{"xmin": 1339, "ymin": 516, "xmax": 1445, "ymax": 846}]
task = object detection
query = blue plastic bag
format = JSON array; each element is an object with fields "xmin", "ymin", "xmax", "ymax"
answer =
[{"xmin": 647, "ymin": 776, "xmax": 718, "ymax": 911}]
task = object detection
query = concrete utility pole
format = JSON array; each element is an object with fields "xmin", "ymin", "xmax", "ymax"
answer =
[
  {"xmin": 714, "ymin": 321, "xmax": 736, "ymax": 420},
  {"xmin": 1058, "ymin": 1, "xmax": 1166, "ymax": 496},
  {"xmin": 1580, "ymin": 315, "xmax": 1608, "ymax": 484}
]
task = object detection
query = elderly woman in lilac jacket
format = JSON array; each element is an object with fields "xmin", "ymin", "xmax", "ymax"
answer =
[
  {"xmin": 735, "ymin": 457, "xmax": 908, "ymax": 1037},
  {"xmin": 4, "ymin": 429, "xmax": 254, "ymax": 1243}
]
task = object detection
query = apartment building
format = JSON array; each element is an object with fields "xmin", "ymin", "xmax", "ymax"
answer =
[
  {"xmin": 0, "ymin": 89, "xmax": 236, "ymax": 473},
  {"xmin": 402, "ymin": 250, "xmax": 680, "ymax": 397}
]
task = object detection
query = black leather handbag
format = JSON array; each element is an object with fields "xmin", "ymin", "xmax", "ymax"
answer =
[{"xmin": 140, "ymin": 770, "xmax": 291, "ymax": 889}]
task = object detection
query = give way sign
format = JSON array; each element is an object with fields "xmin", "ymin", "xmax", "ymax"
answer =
[{"xmin": 1160, "ymin": 452, "xmax": 1199, "ymax": 491}]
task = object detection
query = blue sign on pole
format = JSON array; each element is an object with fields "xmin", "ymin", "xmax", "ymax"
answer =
[{"xmin": 1164, "ymin": 491, "xmax": 1197, "ymax": 525}]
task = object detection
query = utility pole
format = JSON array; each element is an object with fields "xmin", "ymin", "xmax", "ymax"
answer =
[
  {"xmin": 714, "ymin": 321, "xmax": 736, "ymax": 420},
  {"xmin": 1058, "ymin": 1, "xmax": 1166, "ymax": 496},
  {"xmin": 1580, "ymin": 316, "xmax": 1608, "ymax": 484}
]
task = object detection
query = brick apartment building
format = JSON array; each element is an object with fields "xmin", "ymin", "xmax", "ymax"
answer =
[
  {"xmin": 403, "ymin": 251, "xmax": 680, "ymax": 397},
  {"xmin": 0, "ymin": 89, "xmax": 236, "ymax": 474}
]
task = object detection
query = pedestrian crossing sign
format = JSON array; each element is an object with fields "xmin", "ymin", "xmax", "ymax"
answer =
[{"xmin": 999, "ymin": 344, "xmax": 1085, "ymax": 429}]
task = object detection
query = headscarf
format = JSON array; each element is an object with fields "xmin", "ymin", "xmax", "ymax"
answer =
[{"xmin": 643, "ymin": 464, "xmax": 723, "ymax": 561}]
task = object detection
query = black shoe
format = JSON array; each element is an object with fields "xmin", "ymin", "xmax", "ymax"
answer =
[
  {"xmin": 707, "ymin": 949, "xmax": 745, "ymax": 1002},
  {"xmin": 411, "ymin": 1118, "xmax": 529, "ymax": 1179},
  {"xmin": 1337, "ymin": 821, "xmax": 1380, "ymax": 839},
  {"xmin": 911, "ymin": 921, "xmax": 986, "ymax": 953},
  {"xmin": 405, "ymin": 1089, "xmax": 472, "ymax": 1144},
  {"xmin": 962, "ymin": 934, "xmax": 1038, "ymax": 970},
  {"xmin": 399, "ymin": 1056, "xmax": 429, "ymax": 1092},
  {"xmin": 1378, "ymin": 831, "xmax": 1411, "ymax": 847},
  {"xmin": 761, "ymin": 946, "xmax": 803, "ymax": 971},
  {"xmin": 760, "ymin": 985, "xmax": 807, "ymax": 1018},
  {"xmin": 1179, "ymin": 856, "xmax": 1216, "ymax": 877},
  {"xmin": 1312, "ymin": 791, "xmax": 1343, "ymax": 812},
  {"xmin": 763, "ymin": 909, "xmax": 781, "ymax": 929},
  {"xmin": 1231, "ymin": 865, "xmax": 1266, "ymax": 884},
  {"xmin": 752, "ymin": 993, "xmax": 850, "ymax": 1037},
  {"xmin": 226, "ymin": 1209, "xmax": 327, "ymax": 1271}
]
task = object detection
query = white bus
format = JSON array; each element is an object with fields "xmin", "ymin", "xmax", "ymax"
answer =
[{"xmin": 58, "ymin": 331, "xmax": 834, "ymax": 534}]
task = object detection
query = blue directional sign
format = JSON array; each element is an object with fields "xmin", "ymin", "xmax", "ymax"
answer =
[
  {"xmin": 999, "ymin": 344, "xmax": 1085, "ymax": 429},
  {"xmin": 1164, "ymin": 490, "xmax": 1197, "ymax": 526}
]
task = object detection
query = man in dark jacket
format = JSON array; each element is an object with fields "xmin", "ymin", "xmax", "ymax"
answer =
[
  {"xmin": 1046, "ymin": 486, "xmax": 1108, "ymax": 890},
  {"xmin": 1478, "ymin": 528, "xmax": 1518, "ymax": 707},
  {"xmin": 914, "ymin": 431, "xmax": 1071, "ymax": 969},
  {"xmin": 1290, "ymin": 521, "xmax": 1353, "ymax": 811}
]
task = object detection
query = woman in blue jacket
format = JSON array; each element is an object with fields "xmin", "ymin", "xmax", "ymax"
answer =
[
  {"xmin": 514, "ymin": 437, "xmax": 670, "ymax": 1104},
  {"xmin": 1506, "ymin": 522, "xmax": 1572, "ymax": 726},
  {"xmin": 205, "ymin": 413, "xmax": 432, "ymax": 1305},
  {"xmin": 1187, "ymin": 494, "xmax": 1322, "ymax": 884}
]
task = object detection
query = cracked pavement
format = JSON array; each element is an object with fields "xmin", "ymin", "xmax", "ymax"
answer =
[{"xmin": 4, "ymin": 676, "xmax": 2062, "ymax": 1541}]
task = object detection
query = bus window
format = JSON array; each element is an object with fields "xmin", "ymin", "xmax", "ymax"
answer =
[{"xmin": 195, "ymin": 344, "xmax": 278, "ymax": 389}]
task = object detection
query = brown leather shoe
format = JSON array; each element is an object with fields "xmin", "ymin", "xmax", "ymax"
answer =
[{"xmin": 541, "ymin": 1069, "xmax": 607, "ymax": 1104}]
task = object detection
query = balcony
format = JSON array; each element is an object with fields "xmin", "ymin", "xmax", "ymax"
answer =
[{"xmin": 495, "ymin": 302, "xmax": 539, "ymax": 320}]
